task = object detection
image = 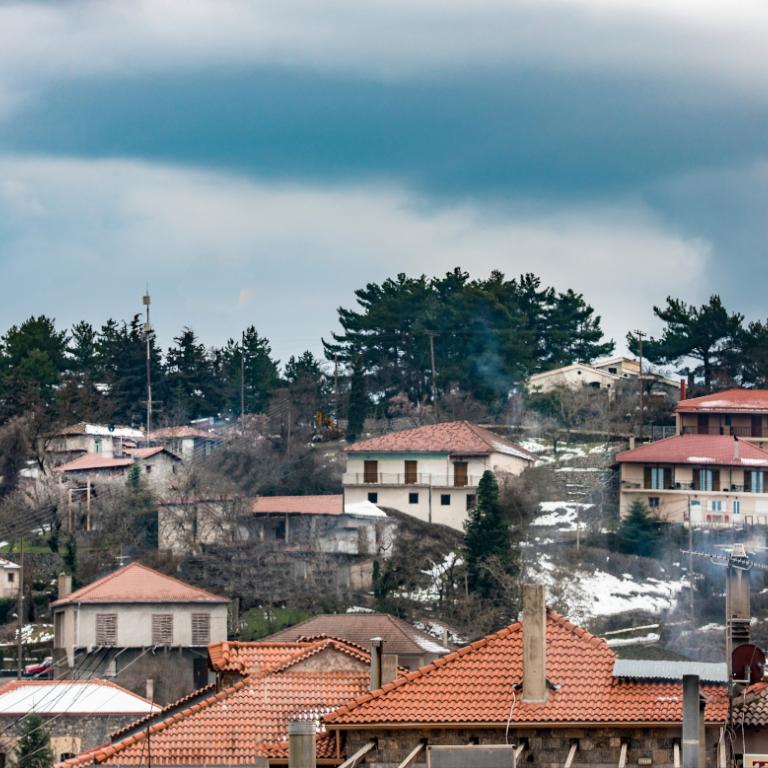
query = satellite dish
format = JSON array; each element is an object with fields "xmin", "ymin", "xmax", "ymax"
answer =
[{"xmin": 732, "ymin": 644, "xmax": 766, "ymax": 685}]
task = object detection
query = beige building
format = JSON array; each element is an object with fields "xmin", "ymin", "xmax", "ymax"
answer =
[
  {"xmin": 52, "ymin": 563, "xmax": 228, "ymax": 704},
  {"xmin": 616, "ymin": 434, "xmax": 768, "ymax": 525},
  {"xmin": 342, "ymin": 420, "xmax": 534, "ymax": 531},
  {"xmin": 45, "ymin": 423, "xmax": 144, "ymax": 465},
  {"xmin": 0, "ymin": 558, "xmax": 20, "ymax": 600}
]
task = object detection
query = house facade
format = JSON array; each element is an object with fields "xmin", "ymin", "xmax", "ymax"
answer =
[
  {"xmin": 0, "ymin": 679, "xmax": 157, "ymax": 766},
  {"xmin": 52, "ymin": 564, "xmax": 229, "ymax": 705},
  {"xmin": 342, "ymin": 421, "xmax": 534, "ymax": 530},
  {"xmin": 148, "ymin": 426, "xmax": 221, "ymax": 462},
  {"xmin": 616, "ymin": 434, "xmax": 768, "ymax": 525},
  {"xmin": 676, "ymin": 389, "xmax": 768, "ymax": 448},
  {"xmin": 54, "ymin": 447, "xmax": 181, "ymax": 488},
  {"xmin": 45, "ymin": 423, "xmax": 144, "ymax": 465},
  {"xmin": 0, "ymin": 558, "xmax": 20, "ymax": 600}
]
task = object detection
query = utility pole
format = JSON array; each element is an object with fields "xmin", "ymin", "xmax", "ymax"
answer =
[
  {"xmin": 240, "ymin": 330, "xmax": 246, "ymax": 421},
  {"xmin": 16, "ymin": 537, "xmax": 23, "ymax": 679},
  {"xmin": 427, "ymin": 332, "xmax": 438, "ymax": 418},
  {"xmin": 634, "ymin": 330, "xmax": 646, "ymax": 440},
  {"xmin": 333, "ymin": 355, "xmax": 340, "ymax": 421},
  {"xmin": 143, "ymin": 290, "xmax": 153, "ymax": 446}
]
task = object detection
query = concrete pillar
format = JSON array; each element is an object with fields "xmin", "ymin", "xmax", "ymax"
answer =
[
  {"xmin": 288, "ymin": 721, "xmax": 315, "ymax": 768},
  {"xmin": 382, "ymin": 654, "xmax": 398, "ymax": 686},
  {"xmin": 682, "ymin": 675, "xmax": 700, "ymax": 768},
  {"xmin": 522, "ymin": 584, "xmax": 547, "ymax": 703},
  {"xmin": 57, "ymin": 573, "xmax": 72, "ymax": 600}
]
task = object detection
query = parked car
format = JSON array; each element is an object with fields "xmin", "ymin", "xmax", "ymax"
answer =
[{"xmin": 23, "ymin": 656, "xmax": 52, "ymax": 677}]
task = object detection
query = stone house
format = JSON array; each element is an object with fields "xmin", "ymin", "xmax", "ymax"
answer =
[
  {"xmin": 616, "ymin": 434, "xmax": 768, "ymax": 525},
  {"xmin": 44, "ymin": 423, "xmax": 144, "ymax": 465},
  {"xmin": 54, "ymin": 446, "xmax": 181, "ymax": 488},
  {"xmin": 58, "ymin": 637, "xmax": 386, "ymax": 768},
  {"xmin": 324, "ymin": 586, "xmax": 729, "ymax": 768},
  {"xmin": 52, "ymin": 563, "xmax": 229, "ymax": 705},
  {"xmin": 343, "ymin": 421, "xmax": 534, "ymax": 531},
  {"xmin": 263, "ymin": 612, "xmax": 451, "ymax": 670},
  {"xmin": 0, "ymin": 679, "xmax": 157, "ymax": 765},
  {"xmin": 148, "ymin": 426, "xmax": 221, "ymax": 462}
]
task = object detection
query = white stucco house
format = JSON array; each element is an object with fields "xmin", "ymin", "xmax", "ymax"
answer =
[{"xmin": 342, "ymin": 420, "xmax": 535, "ymax": 530}]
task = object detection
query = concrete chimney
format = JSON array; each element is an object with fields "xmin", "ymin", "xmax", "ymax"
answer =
[
  {"xmin": 288, "ymin": 721, "xmax": 316, "ymax": 768},
  {"xmin": 682, "ymin": 675, "xmax": 701, "ymax": 768},
  {"xmin": 628, "ymin": 435, "xmax": 636, "ymax": 450},
  {"xmin": 370, "ymin": 638, "xmax": 383, "ymax": 691},
  {"xmin": 522, "ymin": 584, "xmax": 547, "ymax": 703},
  {"xmin": 680, "ymin": 379, "xmax": 687, "ymax": 401},
  {"xmin": 146, "ymin": 679, "xmax": 154, "ymax": 702},
  {"xmin": 57, "ymin": 573, "xmax": 72, "ymax": 600},
  {"xmin": 382, "ymin": 654, "xmax": 398, "ymax": 686}
]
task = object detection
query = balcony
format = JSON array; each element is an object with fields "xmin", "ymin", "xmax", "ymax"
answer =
[
  {"xmin": 621, "ymin": 481, "xmax": 765, "ymax": 494},
  {"xmin": 681, "ymin": 426, "xmax": 762, "ymax": 438},
  {"xmin": 343, "ymin": 472, "xmax": 481, "ymax": 488}
]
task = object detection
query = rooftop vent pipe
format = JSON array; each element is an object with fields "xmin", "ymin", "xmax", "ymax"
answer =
[{"xmin": 522, "ymin": 584, "xmax": 547, "ymax": 703}]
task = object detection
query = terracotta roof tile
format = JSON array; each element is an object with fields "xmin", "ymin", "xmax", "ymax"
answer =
[
  {"xmin": 325, "ymin": 611, "xmax": 728, "ymax": 727},
  {"xmin": 676, "ymin": 389, "xmax": 768, "ymax": 413},
  {"xmin": 346, "ymin": 421, "xmax": 535, "ymax": 460},
  {"xmin": 733, "ymin": 681, "xmax": 768, "ymax": 727},
  {"xmin": 53, "ymin": 454, "xmax": 134, "ymax": 472},
  {"xmin": 58, "ymin": 639, "xmax": 373, "ymax": 767},
  {"xmin": 615, "ymin": 434, "xmax": 768, "ymax": 468},
  {"xmin": 250, "ymin": 495, "xmax": 344, "ymax": 515},
  {"xmin": 125, "ymin": 447, "xmax": 180, "ymax": 460},
  {"xmin": 52, "ymin": 562, "xmax": 227, "ymax": 606}
]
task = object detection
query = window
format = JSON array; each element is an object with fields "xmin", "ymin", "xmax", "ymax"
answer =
[
  {"xmin": 699, "ymin": 469, "xmax": 714, "ymax": 491},
  {"xmin": 191, "ymin": 614, "xmax": 210, "ymax": 645},
  {"xmin": 733, "ymin": 499, "xmax": 741, "ymax": 515},
  {"xmin": 440, "ymin": 494, "xmax": 451, "ymax": 506},
  {"xmin": 608, "ymin": 367, "xmax": 617, "ymax": 374},
  {"xmin": 466, "ymin": 494, "xmax": 477, "ymax": 510},
  {"xmin": 404, "ymin": 460, "xmax": 418, "ymax": 485},
  {"xmin": 367, "ymin": 492, "xmax": 378, "ymax": 504},
  {"xmin": 748, "ymin": 471, "xmax": 765, "ymax": 493},
  {"xmin": 648, "ymin": 497, "xmax": 660, "ymax": 508},
  {"xmin": 650, "ymin": 467, "xmax": 665, "ymax": 490},
  {"xmin": 95, "ymin": 614, "xmax": 118, "ymax": 646},
  {"xmin": 144, "ymin": 464, "xmax": 152, "ymax": 474},
  {"xmin": 408, "ymin": 492, "xmax": 419, "ymax": 504},
  {"xmin": 363, "ymin": 460, "xmax": 378, "ymax": 484},
  {"xmin": 7, "ymin": 572, "xmax": 13, "ymax": 584},
  {"xmin": 275, "ymin": 520, "xmax": 286, "ymax": 540},
  {"xmin": 709, "ymin": 500, "xmax": 723, "ymax": 512},
  {"xmin": 453, "ymin": 462, "xmax": 468, "ymax": 488},
  {"xmin": 152, "ymin": 614, "xmax": 173, "ymax": 645}
]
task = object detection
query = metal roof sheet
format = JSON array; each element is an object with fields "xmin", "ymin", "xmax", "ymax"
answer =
[{"xmin": 612, "ymin": 659, "xmax": 728, "ymax": 683}]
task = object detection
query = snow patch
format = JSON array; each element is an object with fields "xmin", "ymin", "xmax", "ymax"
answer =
[{"xmin": 532, "ymin": 502, "xmax": 593, "ymax": 530}]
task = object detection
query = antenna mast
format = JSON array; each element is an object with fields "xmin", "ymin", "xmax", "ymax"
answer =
[{"xmin": 144, "ymin": 290, "xmax": 152, "ymax": 446}]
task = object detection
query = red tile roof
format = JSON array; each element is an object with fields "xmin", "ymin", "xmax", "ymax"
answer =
[
  {"xmin": 58, "ymin": 639, "xmax": 373, "ymax": 767},
  {"xmin": 676, "ymin": 388, "xmax": 768, "ymax": 414},
  {"xmin": 150, "ymin": 427, "xmax": 219, "ymax": 440},
  {"xmin": 53, "ymin": 454, "xmax": 134, "ymax": 472},
  {"xmin": 346, "ymin": 421, "xmax": 535, "ymax": 460},
  {"xmin": 125, "ymin": 446, "xmax": 181, "ymax": 461},
  {"xmin": 615, "ymin": 434, "xmax": 768, "ymax": 468},
  {"xmin": 250, "ymin": 495, "xmax": 344, "ymax": 516},
  {"xmin": 51, "ymin": 562, "xmax": 227, "ymax": 606},
  {"xmin": 263, "ymin": 613, "xmax": 450, "ymax": 659},
  {"xmin": 734, "ymin": 681, "xmax": 768, "ymax": 727},
  {"xmin": 208, "ymin": 639, "xmax": 353, "ymax": 675},
  {"xmin": 325, "ymin": 610, "xmax": 728, "ymax": 727}
]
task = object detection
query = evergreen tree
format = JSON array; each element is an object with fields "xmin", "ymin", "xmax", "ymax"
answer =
[
  {"xmin": 346, "ymin": 363, "xmax": 368, "ymax": 441},
  {"xmin": 15, "ymin": 715, "xmax": 53, "ymax": 768},
  {"xmin": 617, "ymin": 500, "xmax": 661, "ymax": 558},
  {"xmin": 68, "ymin": 322, "xmax": 101, "ymax": 379},
  {"xmin": 463, "ymin": 470, "xmax": 512, "ymax": 598},
  {"xmin": 631, "ymin": 296, "xmax": 743, "ymax": 389},
  {"xmin": 220, "ymin": 327, "xmax": 279, "ymax": 416},
  {"xmin": 166, "ymin": 328, "xmax": 219, "ymax": 421}
]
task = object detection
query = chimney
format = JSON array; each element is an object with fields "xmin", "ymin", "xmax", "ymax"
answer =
[
  {"xmin": 680, "ymin": 379, "xmax": 687, "ymax": 401},
  {"xmin": 734, "ymin": 437, "xmax": 740, "ymax": 461},
  {"xmin": 381, "ymin": 654, "xmax": 398, "ymax": 686},
  {"xmin": 628, "ymin": 435, "xmax": 636, "ymax": 450},
  {"xmin": 146, "ymin": 679, "xmax": 154, "ymax": 702},
  {"xmin": 370, "ymin": 637, "xmax": 383, "ymax": 690},
  {"xmin": 57, "ymin": 573, "xmax": 72, "ymax": 600},
  {"xmin": 682, "ymin": 675, "xmax": 701, "ymax": 768},
  {"xmin": 288, "ymin": 721, "xmax": 316, "ymax": 768},
  {"xmin": 522, "ymin": 584, "xmax": 547, "ymax": 703}
]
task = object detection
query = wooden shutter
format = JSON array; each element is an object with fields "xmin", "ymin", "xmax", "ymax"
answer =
[
  {"xmin": 692, "ymin": 468, "xmax": 700, "ymax": 490},
  {"xmin": 404, "ymin": 460, "xmax": 418, "ymax": 484},
  {"xmin": 191, "ymin": 613, "xmax": 210, "ymax": 645},
  {"xmin": 664, "ymin": 467, "xmax": 673, "ymax": 490},
  {"xmin": 712, "ymin": 469, "xmax": 720, "ymax": 491},
  {"xmin": 363, "ymin": 460, "xmax": 378, "ymax": 484},
  {"xmin": 96, "ymin": 614, "xmax": 118, "ymax": 646},
  {"xmin": 453, "ymin": 462, "xmax": 468, "ymax": 487},
  {"xmin": 643, "ymin": 466, "xmax": 652, "ymax": 489},
  {"xmin": 745, "ymin": 471, "xmax": 752, "ymax": 492},
  {"xmin": 753, "ymin": 415, "xmax": 763, "ymax": 438},
  {"xmin": 152, "ymin": 614, "xmax": 173, "ymax": 645}
]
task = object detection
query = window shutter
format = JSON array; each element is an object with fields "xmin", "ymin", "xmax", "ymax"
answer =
[
  {"xmin": 152, "ymin": 614, "xmax": 174, "ymax": 645},
  {"xmin": 745, "ymin": 471, "xmax": 752, "ymax": 492},
  {"xmin": 643, "ymin": 466, "xmax": 652, "ymax": 488},
  {"xmin": 664, "ymin": 467, "xmax": 673, "ymax": 489},
  {"xmin": 95, "ymin": 614, "xmax": 118, "ymax": 646},
  {"xmin": 693, "ymin": 468, "xmax": 700, "ymax": 490},
  {"xmin": 191, "ymin": 613, "xmax": 210, "ymax": 645},
  {"xmin": 712, "ymin": 469, "xmax": 720, "ymax": 491}
]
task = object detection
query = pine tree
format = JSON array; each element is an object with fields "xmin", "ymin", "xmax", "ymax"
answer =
[
  {"xmin": 617, "ymin": 500, "xmax": 661, "ymax": 558},
  {"xmin": 166, "ymin": 328, "xmax": 218, "ymax": 421},
  {"xmin": 15, "ymin": 715, "xmax": 53, "ymax": 768},
  {"xmin": 463, "ymin": 470, "xmax": 512, "ymax": 598},
  {"xmin": 346, "ymin": 364, "xmax": 368, "ymax": 441}
]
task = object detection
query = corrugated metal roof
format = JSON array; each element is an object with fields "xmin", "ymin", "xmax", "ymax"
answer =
[{"xmin": 613, "ymin": 659, "xmax": 728, "ymax": 682}]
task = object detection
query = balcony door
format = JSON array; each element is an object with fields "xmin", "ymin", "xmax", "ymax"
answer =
[
  {"xmin": 454, "ymin": 462, "xmax": 468, "ymax": 487},
  {"xmin": 697, "ymin": 414, "xmax": 709, "ymax": 435},
  {"xmin": 404, "ymin": 460, "xmax": 418, "ymax": 484},
  {"xmin": 753, "ymin": 415, "xmax": 763, "ymax": 438},
  {"xmin": 364, "ymin": 460, "xmax": 378, "ymax": 484}
]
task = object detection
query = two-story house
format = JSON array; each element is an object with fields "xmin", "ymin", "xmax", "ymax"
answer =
[
  {"xmin": 44, "ymin": 423, "xmax": 144, "ymax": 466},
  {"xmin": 52, "ymin": 564, "xmax": 229, "ymax": 705},
  {"xmin": 676, "ymin": 389, "xmax": 768, "ymax": 448},
  {"xmin": 342, "ymin": 421, "xmax": 534, "ymax": 530},
  {"xmin": 616, "ymin": 434, "xmax": 768, "ymax": 525},
  {"xmin": 148, "ymin": 426, "xmax": 222, "ymax": 461}
]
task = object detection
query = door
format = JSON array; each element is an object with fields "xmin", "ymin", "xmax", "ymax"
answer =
[
  {"xmin": 753, "ymin": 415, "xmax": 763, "ymax": 438},
  {"xmin": 363, "ymin": 460, "xmax": 378, "ymax": 484},
  {"xmin": 697, "ymin": 414, "xmax": 709, "ymax": 435},
  {"xmin": 454, "ymin": 462, "xmax": 468, "ymax": 487},
  {"xmin": 404, "ymin": 460, "xmax": 418, "ymax": 484}
]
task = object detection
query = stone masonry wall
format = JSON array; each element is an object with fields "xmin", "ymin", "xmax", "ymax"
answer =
[{"xmin": 342, "ymin": 725, "xmax": 722, "ymax": 768}]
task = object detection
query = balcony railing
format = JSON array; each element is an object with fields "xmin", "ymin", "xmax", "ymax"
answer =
[
  {"xmin": 343, "ymin": 472, "xmax": 481, "ymax": 488},
  {"xmin": 621, "ymin": 481, "xmax": 765, "ymax": 493},
  {"xmin": 681, "ymin": 426, "xmax": 762, "ymax": 438}
]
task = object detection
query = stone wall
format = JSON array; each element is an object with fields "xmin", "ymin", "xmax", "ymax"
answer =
[{"xmin": 341, "ymin": 724, "xmax": 723, "ymax": 768}]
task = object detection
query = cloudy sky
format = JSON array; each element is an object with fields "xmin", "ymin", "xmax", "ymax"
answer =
[{"xmin": 0, "ymin": 0, "xmax": 766, "ymax": 364}]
